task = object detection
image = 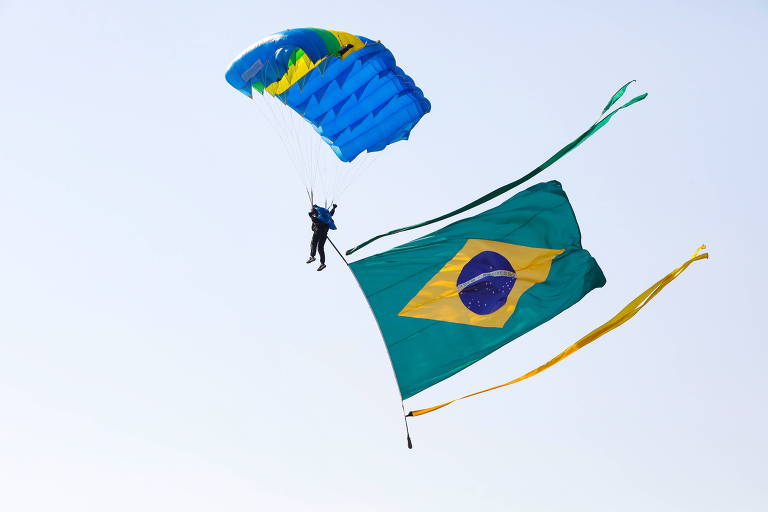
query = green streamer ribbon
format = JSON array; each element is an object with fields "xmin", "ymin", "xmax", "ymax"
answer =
[
  {"xmin": 601, "ymin": 80, "xmax": 636, "ymax": 115},
  {"xmin": 345, "ymin": 82, "xmax": 647, "ymax": 256}
]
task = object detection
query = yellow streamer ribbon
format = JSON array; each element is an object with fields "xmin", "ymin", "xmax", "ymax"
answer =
[{"xmin": 407, "ymin": 245, "xmax": 709, "ymax": 417}]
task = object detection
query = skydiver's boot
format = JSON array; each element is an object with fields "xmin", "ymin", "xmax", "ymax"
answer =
[
  {"xmin": 306, "ymin": 256, "xmax": 316, "ymax": 263},
  {"xmin": 317, "ymin": 263, "xmax": 326, "ymax": 271}
]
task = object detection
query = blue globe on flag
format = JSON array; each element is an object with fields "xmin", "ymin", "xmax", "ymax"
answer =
[{"xmin": 456, "ymin": 251, "xmax": 517, "ymax": 315}]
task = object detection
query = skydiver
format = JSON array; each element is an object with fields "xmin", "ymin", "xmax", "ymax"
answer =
[{"xmin": 306, "ymin": 203, "xmax": 337, "ymax": 271}]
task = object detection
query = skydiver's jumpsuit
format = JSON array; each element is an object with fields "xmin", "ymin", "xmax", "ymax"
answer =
[{"xmin": 309, "ymin": 205, "xmax": 336, "ymax": 264}]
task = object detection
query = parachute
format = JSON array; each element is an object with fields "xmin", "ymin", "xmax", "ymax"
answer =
[{"xmin": 226, "ymin": 28, "xmax": 431, "ymax": 204}]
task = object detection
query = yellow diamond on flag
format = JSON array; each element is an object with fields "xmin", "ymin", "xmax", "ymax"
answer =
[{"xmin": 399, "ymin": 239, "xmax": 564, "ymax": 328}]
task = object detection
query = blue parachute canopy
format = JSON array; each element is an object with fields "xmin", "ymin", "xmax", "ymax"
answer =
[{"xmin": 225, "ymin": 28, "xmax": 431, "ymax": 162}]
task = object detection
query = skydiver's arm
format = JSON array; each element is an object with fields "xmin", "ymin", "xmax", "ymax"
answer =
[{"xmin": 330, "ymin": 204, "xmax": 337, "ymax": 216}]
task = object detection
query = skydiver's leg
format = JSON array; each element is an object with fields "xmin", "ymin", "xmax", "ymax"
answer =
[
  {"xmin": 307, "ymin": 232, "xmax": 319, "ymax": 263},
  {"xmin": 317, "ymin": 232, "xmax": 327, "ymax": 264}
]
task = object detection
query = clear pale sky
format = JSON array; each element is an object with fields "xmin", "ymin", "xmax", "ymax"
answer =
[{"xmin": 1, "ymin": 1, "xmax": 766, "ymax": 510}]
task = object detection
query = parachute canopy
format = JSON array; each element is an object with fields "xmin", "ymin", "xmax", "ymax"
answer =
[{"xmin": 225, "ymin": 28, "xmax": 431, "ymax": 163}]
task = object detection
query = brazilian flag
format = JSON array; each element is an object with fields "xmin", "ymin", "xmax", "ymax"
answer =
[{"xmin": 350, "ymin": 181, "xmax": 606, "ymax": 399}]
